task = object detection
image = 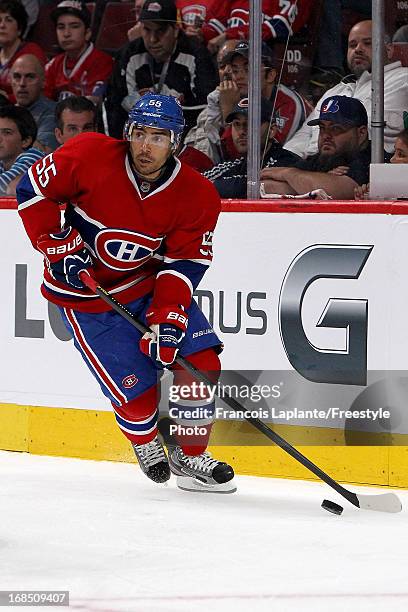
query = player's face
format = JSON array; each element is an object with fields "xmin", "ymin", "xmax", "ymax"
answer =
[
  {"xmin": 141, "ymin": 21, "xmax": 178, "ymax": 62},
  {"xmin": 0, "ymin": 117, "xmax": 29, "ymax": 168},
  {"xmin": 391, "ymin": 137, "xmax": 408, "ymax": 163},
  {"xmin": 231, "ymin": 115, "xmax": 248, "ymax": 154},
  {"xmin": 0, "ymin": 11, "xmax": 21, "ymax": 45},
  {"xmin": 11, "ymin": 58, "xmax": 43, "ymax": 107},
  {"xmin": 55, "ymin": 109, "xmax": 96, "ymax": 144},
  {"xmin": 347, "ymin": 22, "xmax": 372, "ymax": 76},
  {"xmin": 129, "ymin": 125, "xmax": 173, "ymax": 179},
  {"xmin": 56, "ymin": 15, "xmax": 91, "ymax": 54}
]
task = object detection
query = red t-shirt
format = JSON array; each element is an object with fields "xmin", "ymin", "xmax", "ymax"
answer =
[{"xmin": 45, "ymin": 43, "xmax": 114, "ymax": 101}]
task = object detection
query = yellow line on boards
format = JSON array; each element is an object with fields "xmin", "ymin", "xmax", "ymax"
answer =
[{"xmin": 0, "ymin": 403, "xmax": 407, "ymax": 488}]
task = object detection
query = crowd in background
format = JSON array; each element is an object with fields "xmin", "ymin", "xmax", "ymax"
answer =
[{"xmin": 0, "ymin": 0, "xmax": 407, "ymax": 199}]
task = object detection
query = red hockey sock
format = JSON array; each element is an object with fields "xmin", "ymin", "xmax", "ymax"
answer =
[
  {"xmin": 112, "ymin": 385, "xmax": 159, "ymax": 445},
  {"xmin": 171, "ymin": 348, "xmax": 220, "ymax": 456}
]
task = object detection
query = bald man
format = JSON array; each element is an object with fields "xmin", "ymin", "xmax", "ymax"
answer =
[
  {"xmin": 286, "ymin": 20, "xmax": 408, "ymax": 158},
  {"xmin": 11, "ymin": 54, "xmax": 58, "ymax": 152}
]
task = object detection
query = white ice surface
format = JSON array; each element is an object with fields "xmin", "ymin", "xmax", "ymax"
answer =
[{"xmin": 1, "ymin": 450, "xmax": 408, "ymax": 612}]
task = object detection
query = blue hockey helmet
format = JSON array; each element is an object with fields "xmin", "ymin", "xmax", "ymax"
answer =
[{"xmin": 124, "ymin": 93, "xmax": 186, "ymax": 148}]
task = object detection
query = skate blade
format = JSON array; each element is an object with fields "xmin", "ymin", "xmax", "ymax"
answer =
[{"xmin": 176, "ymin": 475, "xmax": 237, "ymax": 494}]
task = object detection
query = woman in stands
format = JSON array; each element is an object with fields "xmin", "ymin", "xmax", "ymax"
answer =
[
  {"xmin": 354, "ymin": 128, "xmax": 408, "ymax": 199},
  {"xmin": 390, "ymin": 129, "xmax": 408, "ymax": 164},
  {"xmin": 0, "ymin": 0, "xmax": 46, "ymax": 100}
]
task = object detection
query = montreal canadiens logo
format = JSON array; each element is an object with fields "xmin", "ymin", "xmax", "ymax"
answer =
[
  {"xmin": 95, "ymin": 228, "xmax": 163, "ymax": 271},
  {"xmin": 122, "ymin": 374, "xmax": 138, "ymax": 388}
]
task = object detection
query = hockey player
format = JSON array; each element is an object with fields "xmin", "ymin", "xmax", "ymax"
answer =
[{"xmin": 16, "ymin": 93, "xmax": 236, "ymax": 494}]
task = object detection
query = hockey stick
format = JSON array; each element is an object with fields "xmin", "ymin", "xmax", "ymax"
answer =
[{"xmin": 79, "ymin": 273, "xmax": 402, "ymax": 513}]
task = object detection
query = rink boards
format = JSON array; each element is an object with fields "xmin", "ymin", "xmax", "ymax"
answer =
[{"xmin": 1, "ymin": 199, "xmax": 408, "ymax": 487}]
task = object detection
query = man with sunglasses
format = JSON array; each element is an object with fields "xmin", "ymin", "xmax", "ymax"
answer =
[
  {"xmin": 261, "ymin": 95, "xmax": 390, "ymax": 200},
  {"xmin": 16, "ymin": 93, "xmax": 236, "ymax": 494}
]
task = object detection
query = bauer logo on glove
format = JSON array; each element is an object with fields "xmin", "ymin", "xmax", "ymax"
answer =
[
  {"xmin": 44, "ymin": 232, "xmax": 83, "ymax": 256},
  {"xmin": 37, "ymin": 226, "xmax": 95, "ymax": 290},
  {"xmin": 140, "ymin": 305, "xmax": 188, "ymax": 367}
]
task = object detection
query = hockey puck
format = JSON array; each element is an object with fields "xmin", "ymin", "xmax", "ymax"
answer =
[{"xmin": 321, "ymin": 499, "xmax": 344, "ymax": 515}]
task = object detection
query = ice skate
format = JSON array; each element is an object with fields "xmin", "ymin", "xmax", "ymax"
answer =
[
  {"xmin": 132, "ymin": 436, "xmax": 170, "ymax": 483},
  {"xmin": 169, "ymin": 447, "xmax": 236, "ymax": 493}
]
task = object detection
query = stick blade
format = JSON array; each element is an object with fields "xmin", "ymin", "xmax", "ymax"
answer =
[{"xmin": 356, "ymin": 492, "xmax": 402, "ymax": 513}]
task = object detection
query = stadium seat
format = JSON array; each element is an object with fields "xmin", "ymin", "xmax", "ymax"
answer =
[
  {"xmin": 94, "ymin": 2, "xmax": 134, "ymax": 54},
  {"xmin": 275, "ymin": 0, "xmax": 324, "ymax": 92},
  {"xmin": 29, "ymin": 2, "xmax": 95, "ymax": 59},
  {"xmin": 385, "ymin": 1, "xmax": 408, "ymax": 37}
]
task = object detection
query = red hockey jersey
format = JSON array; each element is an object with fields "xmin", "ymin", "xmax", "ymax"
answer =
[
  {"xmin": 44, "ymin": 43, "xmax": 114, "ymax": 101},
  {"xmin": 202, "ymin": 0, "xmax": 314, "ymax": 42},
  {"xmin": 16, "ymin": 133, "xmax": 221, "ymax": 313}
]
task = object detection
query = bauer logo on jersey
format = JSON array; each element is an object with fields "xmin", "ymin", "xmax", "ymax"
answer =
[
  {"xmin": 122, "ymin": 374, "xmax": 138, "ymax": 388},
  {"xmin": 95, "ymin": 228, "xmax": 163, "ymax": 271}
]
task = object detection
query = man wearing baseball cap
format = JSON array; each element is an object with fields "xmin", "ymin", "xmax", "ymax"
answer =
[
  {"xmin": 204, "ymin": 97, "xmax": 299, "ymax": 198},
  {"xmin": 103, "ymin": 0, "xmax": 217, "ymax": 138},
  {"xmin": 261, "ymin": 95, "xmax": 391, "ymax": 200},
  {"xmin": 44, "ymin": 0, "xmax": 113, "ymax": 101},
  {"xmin": 219, "ymin": 40, "xmax": 309, "ymax": 146}
]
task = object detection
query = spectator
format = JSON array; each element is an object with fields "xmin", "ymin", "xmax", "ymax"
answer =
[
  {"xmin": 44, "ymin": 0, "xmax": 114, "ymax": 103},
  {"xmin": 390, "ymin": 128, "xmax": 408, "ymax": 163},
  {"xmin": 392, "ymin": 25, "xmax": 408, "ymax": 44},
  {"xmin": 286, "ymin": 20, "xmax": 408, "ymax": 157},
  {"xmin": 54, "ymin": 95, "xmax": 97, "ymax": 145},
  {"xmin": 0, "ymin": 0, "xmax": 46, "ymax": 100},
  {"xmin": 261, "ymin": 96, "xmax": 390, "ymax": 200},
  {"xmin": 0, "ymin": 104, "xmax": 44, "ymax": 195},
  {"xmin": 103, "ymin": 0, "xmax": 218, "ymax": 138},
  {"xmin": 176, "ymin": 0, "xmax": 216, "ymax": 42},
  {"xmin": 204, "ymin": 97, "xmax": 299, "ymax": 198},
  {"xmin": 220, "ymin": 41, "xmax": 310, "ymax": 144},
  {"xmin": 11, "ymin": 54, "xmax": 59, "ymax": 152},
  {"xmin": 183, "ymin": 39, "xmax": 237, "ymax": 162},
  {"xmin": 200, "ymin": 0, "xmax": 314, "ymax": 55},
  {"xmin": 314, "ymin": 0, "xmax": 371, "ymax": 83},
  {"xmin": 184, "ymin": 40, "xmax": 309, "ymax": 163},
  {"xmin": 355, "ymin": 127, "xmax": 408, "ymax": 199},
  {"xmin": 127, "ymin": 0, "xmax": 145, "ymax": 42}
]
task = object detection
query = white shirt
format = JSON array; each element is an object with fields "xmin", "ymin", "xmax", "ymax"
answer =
[{"xmin": 285, "ymin": 61, "xmax": 408, "ymax": 157}]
